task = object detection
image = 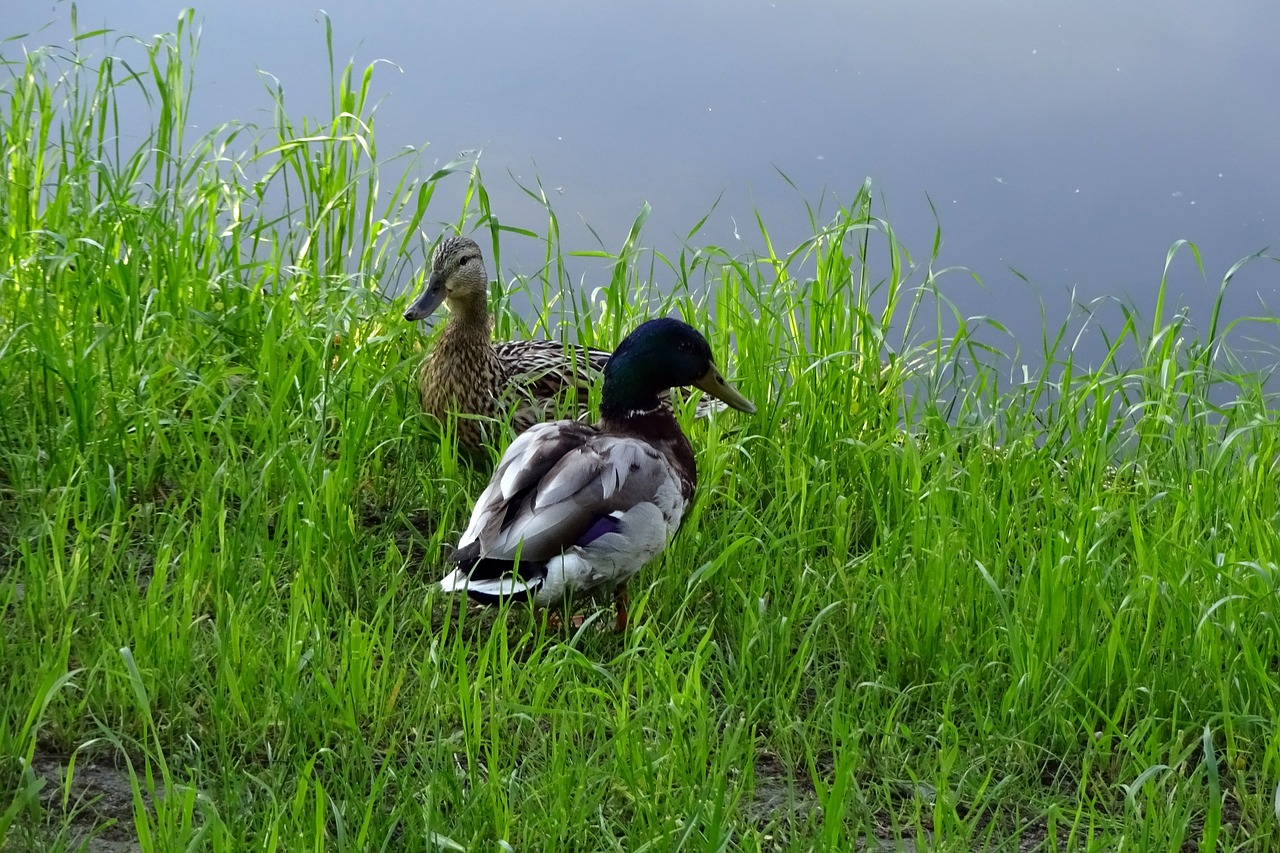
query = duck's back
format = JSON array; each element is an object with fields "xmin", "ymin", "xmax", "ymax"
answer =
[
  {"xmin": 494, "ymin": 340, "xmax": 611, "ymax": 433},
  {"xmin": 446, "ymin": 417, "xmax": 691, "ymax": 604}
]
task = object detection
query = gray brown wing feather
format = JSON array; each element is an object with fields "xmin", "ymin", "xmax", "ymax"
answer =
[
  {"xmin": 495, "ymin": 340, "xmax": 609, "ymax": 390},
  {"xmin": 493, "ymin": 340, "xmax": 609, "ymax": 430},
  {"xmin": 459, "ymin": 427, "xmax": 675, "ymax": 563}
]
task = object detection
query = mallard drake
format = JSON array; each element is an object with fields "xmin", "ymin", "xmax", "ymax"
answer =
[
  {"xmin": 438, "ymin": 317, "xmax": 755, "ymax": 630},
  {"xmin": 404, "ymin": 235, "xmax": 718, "ymax": 452}
]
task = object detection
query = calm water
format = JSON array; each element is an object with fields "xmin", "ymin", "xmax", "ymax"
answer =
[{"xmin": 8, "ymin": 0, "xmax": 1280, "ymax": 369}]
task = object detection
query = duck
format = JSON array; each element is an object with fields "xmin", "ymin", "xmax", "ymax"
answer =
[
  {"xmin": 438, "ymin": 317, "xmax": 756, "ymax": 630},
  {"xmin": 403, "ymin": 235, "xmax": 719, "ymax": 452}
]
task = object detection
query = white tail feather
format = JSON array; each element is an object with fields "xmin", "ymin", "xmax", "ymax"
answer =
[{"xmin": 439, "ymin": 569, "xmax": 540, "ymax": 598}]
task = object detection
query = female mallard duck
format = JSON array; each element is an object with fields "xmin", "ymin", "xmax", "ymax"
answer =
[
  {"xmin": 438, "ymin": 317, "xmax": 755, "ymax": 630},
  {"xmin": 404, "ymin": 235, "xmax": 718, "ymax": 451}
]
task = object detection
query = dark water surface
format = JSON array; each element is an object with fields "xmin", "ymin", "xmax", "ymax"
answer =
[{"xmin": 9, "ymin": 0, "xmax": 1280, "ymax": 368}]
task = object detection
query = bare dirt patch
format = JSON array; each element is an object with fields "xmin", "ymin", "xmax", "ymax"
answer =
[{"xmin": 14, "ymin": 751, "xmax": 153, "ymax": 853}]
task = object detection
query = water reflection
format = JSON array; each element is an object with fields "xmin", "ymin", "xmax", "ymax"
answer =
[{"xmin": 7, "ymin": 0, "xmax": 1278, "ymax": 368}]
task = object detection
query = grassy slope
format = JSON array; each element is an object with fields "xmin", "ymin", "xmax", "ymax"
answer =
[{"xmin": 2, "ymin": 17, "xmax": 1279, "ymax": 852}]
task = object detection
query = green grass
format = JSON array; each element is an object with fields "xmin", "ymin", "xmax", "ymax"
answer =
[{"xmin": 3, "ymin": 14, "xmax": 1280, "ymax": 852}]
